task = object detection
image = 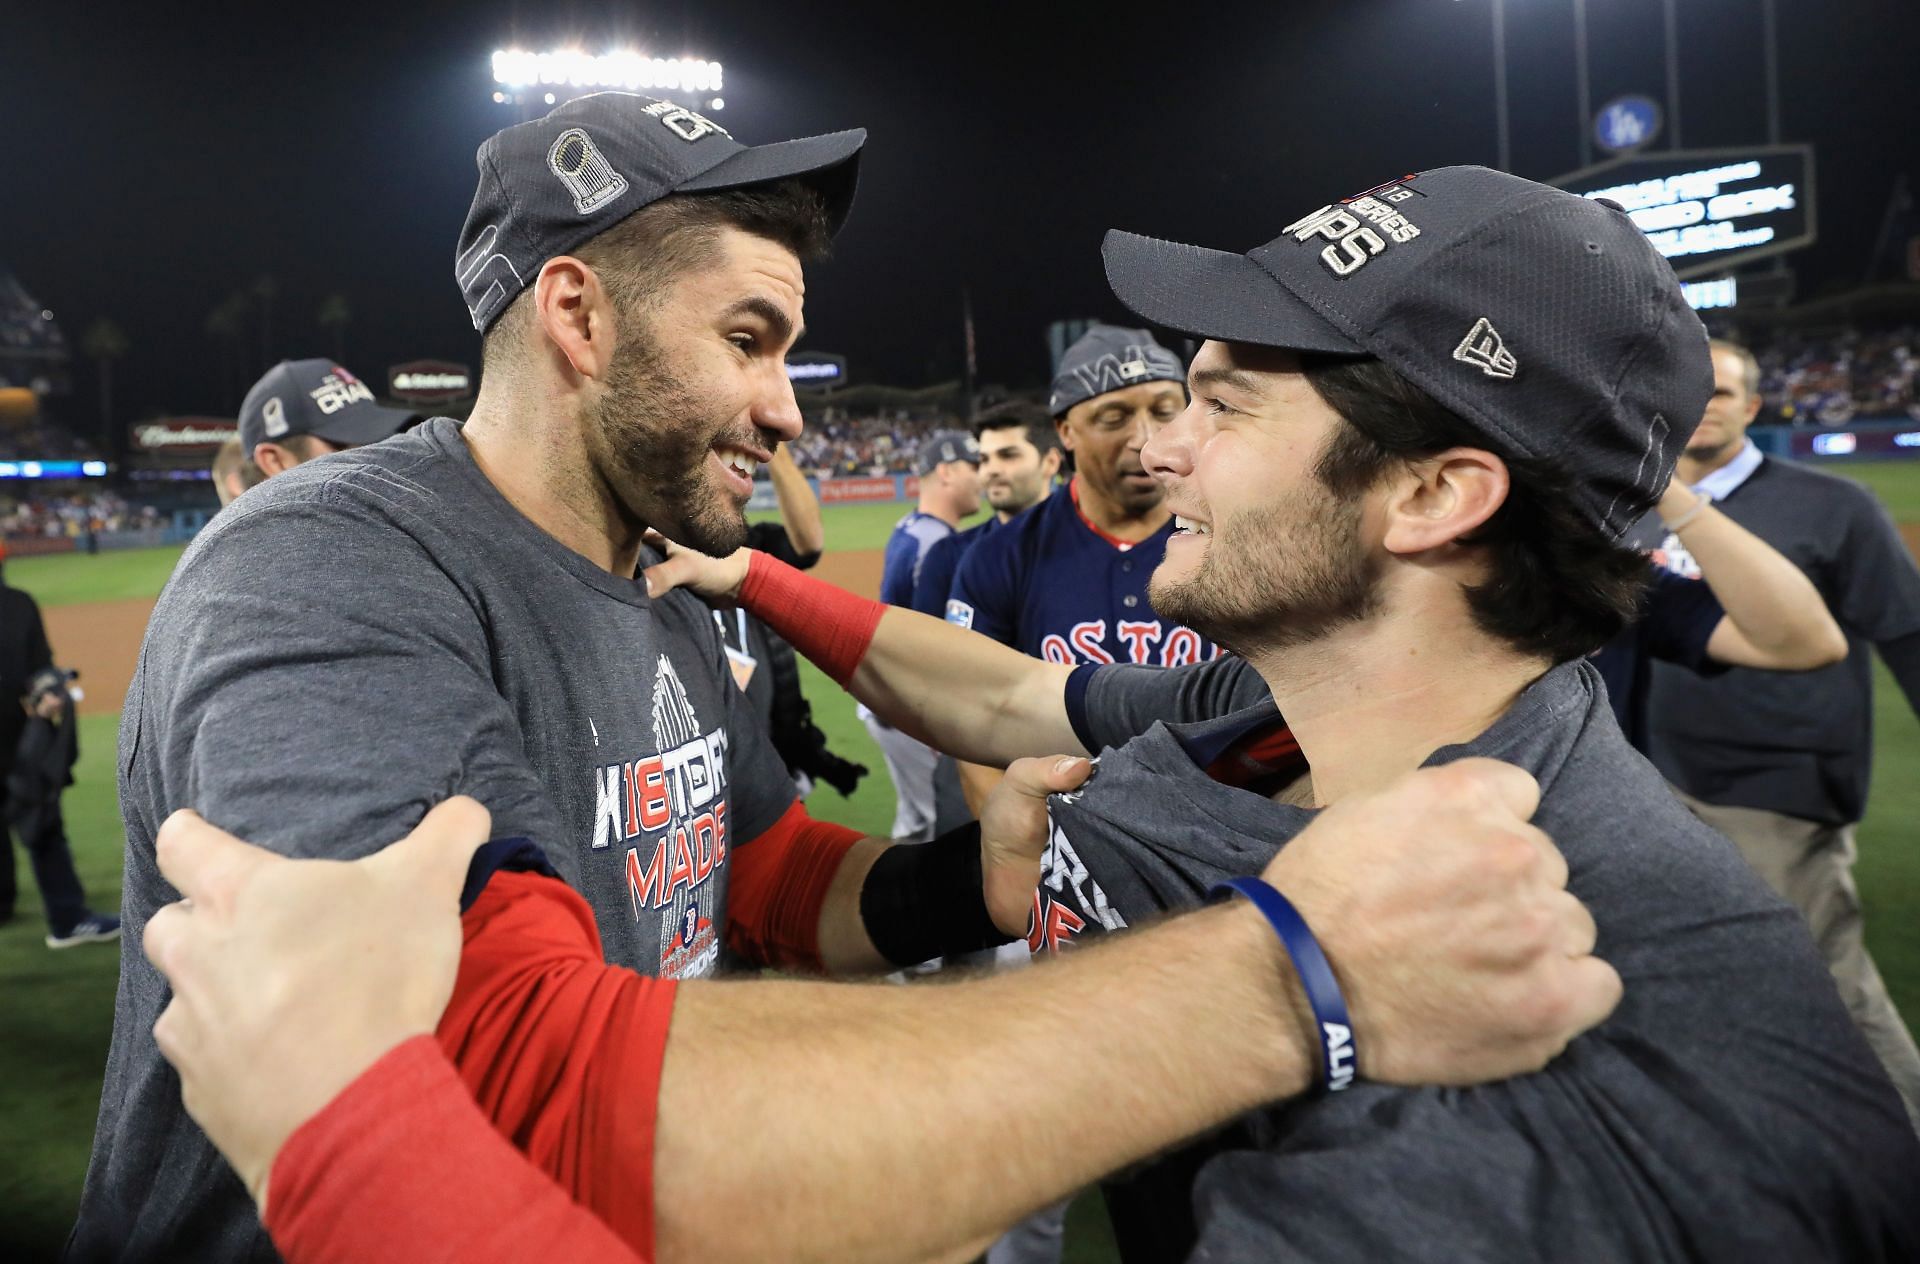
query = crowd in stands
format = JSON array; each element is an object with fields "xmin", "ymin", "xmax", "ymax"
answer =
[
  {"xmin": 1, "ymin": 492, "xmax": 158, "ymax": 540},
  {"xmin": 1751, "ymin": 324, "xmax": 1920, "ymax": 426},
  {"xmin": 788, "ymin": 408, "xmax": 967, "ymax": 477}
]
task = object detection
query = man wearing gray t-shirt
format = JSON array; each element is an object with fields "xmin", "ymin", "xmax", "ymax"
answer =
[{"xmin": 666, "ymin": 167, "xmax": 1920, "ymax": 1258}]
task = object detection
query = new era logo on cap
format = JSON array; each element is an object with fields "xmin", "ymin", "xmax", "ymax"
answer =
[{"xmin": 1453, "ymin": 318, "xmax": 1517, "ymax": 380}]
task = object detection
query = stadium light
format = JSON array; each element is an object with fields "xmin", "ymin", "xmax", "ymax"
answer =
[{"xmin": 491, "ymin": 49, "xmax": 723, "ymax": 95}]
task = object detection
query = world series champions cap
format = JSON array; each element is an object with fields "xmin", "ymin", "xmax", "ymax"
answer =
[
  {"xmin": 1100, "ymin": 166, "xmax": 1713, "ymax": 539},
  {"xmin": 455, "ymin": 93, "xmax": 866, "ymax": 334},
  {"xmin": 915, "ymin": 429, "xmax": 983, "ymax": 475},
  {"xmin": 1048, "ymin": 324, "xmax": 1186, "ymax": 417},
  {"xmin": 237, "ymin": 359, "xmax": 418, "ymax": 456}
]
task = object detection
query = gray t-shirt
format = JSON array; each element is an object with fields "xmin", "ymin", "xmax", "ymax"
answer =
[
  {"xmin": 1045, "ymin": 657, "xmax": 1920, "ymax": 1261},
  {"xmin": 70, "ymin": 419, "xmax": 797, "ymax": 1262}
]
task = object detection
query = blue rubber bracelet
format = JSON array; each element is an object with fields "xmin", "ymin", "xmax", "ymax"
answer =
[{"xmin": 1213, "ymin": 876, "xmax": 1356, "ymax": 1092}]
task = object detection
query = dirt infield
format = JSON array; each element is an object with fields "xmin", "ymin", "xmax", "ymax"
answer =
[
  {"xmin": 38, "ymin": 549, "xmax": 892, "ymax": 719},
  {"xmin": 46, "ymin": 598, "xmax": 156, "ymax": 717}
]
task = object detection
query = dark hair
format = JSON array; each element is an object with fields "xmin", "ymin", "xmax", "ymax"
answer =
[
  {"xmin": 1301, "ymin": 355, "xmax": 1649, "ymax": 663},
  {"xmin": 971, "ymin": 399, "xmax": 1061, "ymax": 456},
  {"xmin": 482, "ymin": 180, "xmax": 832, "ymax": 374}
]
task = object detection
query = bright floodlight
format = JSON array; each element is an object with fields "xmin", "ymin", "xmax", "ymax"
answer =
[{"xmin": 492, "ymin": 49, "xmax": 723, "ymax": 95}]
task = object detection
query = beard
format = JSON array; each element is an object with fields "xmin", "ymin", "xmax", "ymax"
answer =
[
  {"xmin": 582, "ymin": 316, "xmax": 763, "ymax": 558},
  {"xmin": 1150, "ymin": 477, "xmax": 1380, "ymax": 656}
]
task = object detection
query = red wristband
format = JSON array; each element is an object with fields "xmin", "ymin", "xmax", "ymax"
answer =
[{"xmin": 737, "ymin": 551, "xmax": 886, "ymax": 687}]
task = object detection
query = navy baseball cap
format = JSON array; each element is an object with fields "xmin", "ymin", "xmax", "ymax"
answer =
[
  {"xmin": 1101, "ymin": 166, "xmax": 1712, "ymax": 539},
  {"xmin": 915, "ymin": 429, "xmax": 983, "ymax": 475},
  {"xmin": 238, "ymin": 359, "xmax": 417, "ymax": 456},
  {"xmin": 1048, "ymin": 325, "xmax": 1186, "ymax": 417},
  {"xmin": 456, "ymin": 93, "xmax": 866, "ymax": 333}
]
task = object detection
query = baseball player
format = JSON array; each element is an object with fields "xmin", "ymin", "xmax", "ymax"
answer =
[
  {"xmin": 947, "ymin": 325, "xmax": 1218, "ymax": 668},
  {"xmin": 909, "ymin": 400, "xmax": 1062, "ymax": 618},
  {"xmin": 210, "ymin": 437, "xmax": 255, "ymax": 507},
  {"xmin": 1633, "ymin": 337, "xmax": 1920, "ymax": 1123},
  {"xmin": 654, "ymin": 166, "xmax": 1920, "ymax": 1259},
  {"xmin": 237, "ymin": 358, "xmax": 419, "ymax": 478},
  {"xmin": 864, "ymin": 427, "xmax": 982, "ymax": 841},
  {"xmin": 72, "ymin": 95, "xmax": 1066, "ymax": 1261}
]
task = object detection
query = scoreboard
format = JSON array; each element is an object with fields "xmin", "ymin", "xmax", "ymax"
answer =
[{"xmin": 1553, "ymin": 146, "xmax": 1815, "ymax": 280}]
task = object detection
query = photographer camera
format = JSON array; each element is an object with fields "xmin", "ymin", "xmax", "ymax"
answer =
[{"xmin": 0, "ymin": 545, "xmax": 117, "ymax": 948}]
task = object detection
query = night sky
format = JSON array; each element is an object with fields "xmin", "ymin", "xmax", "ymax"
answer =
[{"xmin": 5, "ymin": 0, "xmax": 1918, "ymax": 423}]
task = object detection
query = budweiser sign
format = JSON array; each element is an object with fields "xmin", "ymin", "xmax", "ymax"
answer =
[{"xmin": 132, "ymin": 419, "xmax": 240, "ymax": 452}]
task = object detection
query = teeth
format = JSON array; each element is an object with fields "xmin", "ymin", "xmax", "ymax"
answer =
[
  {"xmin": 719, "ymin": 449, "xmax": 755, "ymax": 479},
  {"xmin": 1175, "ymin": 516, "xmax": 1211, "ymax": 535}
]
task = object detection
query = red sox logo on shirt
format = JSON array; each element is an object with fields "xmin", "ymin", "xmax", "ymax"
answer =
[
  {"xmin": 1037, "ymin": 618, "xmax": 1214, "ymax": 667},
  {"xmin": 587, "ymin": 655, "xmax": 731, "ymax": 979}
]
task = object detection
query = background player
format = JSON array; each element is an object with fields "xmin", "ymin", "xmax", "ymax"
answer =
[
  {"xmin": 911, "ymin": 401, "xmax": 1061, "ymax": 825},
  {"xmin": 866, "ymin": 428, "xmax": 981, "ymax": 840},
  {"xmin": 1634, "ymin": 337, "xmax": 1920, "ymax": 1123},
  {"xmin": 947, "ymin": 325, "xmax": 1216, "ymax": 669},
  {"xmin": 237, "ymin": 358, "xmax": 418, "ymax": 478}
]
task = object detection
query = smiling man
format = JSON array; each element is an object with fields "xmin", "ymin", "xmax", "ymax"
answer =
[
  {"xmin": 653, "ymin": 166, "xmax": 1920, "ymax": 1258},
  {"xmin": 70, "ymin": 93, "xmax": 1073, "ymax": 1261}
]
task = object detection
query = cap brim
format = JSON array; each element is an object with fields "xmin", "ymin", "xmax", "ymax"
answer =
[
  {"xmin": 307, "ymin": 403, "xmax": 420, "ymax": 448},
  {"xmin": 1101, "ymin": 230, "xmax": 1364, "ymax": 356},
  {"xmin": 679, "ymin": 129, "xmax": 866, "ymax": 235}
]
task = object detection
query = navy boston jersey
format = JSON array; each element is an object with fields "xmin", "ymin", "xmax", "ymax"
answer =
[
  {"xmin": 879, "ymin": 511, "xmax": 959, "ymax": 608},
  {"xmin": 911, "ymin": 517, "xmax": 998, "ymax": 617},
  {"xmin": 1589, "ymin": 566, "xmax": 1726, "ymax": 747},
  {"xmin": 947, "ymin": 479, "xmax": 1219, "ymax": 666}
]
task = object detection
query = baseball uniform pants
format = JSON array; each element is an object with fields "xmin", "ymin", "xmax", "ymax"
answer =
[{"xmin": 858, "ymin": 708, "xmax": 938, "ymax": 843}]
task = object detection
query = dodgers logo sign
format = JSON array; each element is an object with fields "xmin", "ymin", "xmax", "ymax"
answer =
[{"xmin": 1595, "ymin": 95, "xmax": 1663, "ymax": 155}]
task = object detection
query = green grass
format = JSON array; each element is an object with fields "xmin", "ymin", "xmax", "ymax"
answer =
[
  {"xmin": 750, "ymin": 499, "xmax": 989, "ymax": 553},
  {"xmin": 5, "ymin": 467, "xmax": 1918, "ymax": 1260},
  {"xmin": 1837, "ymin": 458, "xmax": 1920, "ymax": 523},
  {"xmin": 5, "ymin": 545, "xmax": 187, "ymax": 607}
]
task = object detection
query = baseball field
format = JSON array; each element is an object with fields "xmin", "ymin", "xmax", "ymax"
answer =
[{"xmin": 3, "ymin": 467, "xmax": 1919, "ymax": 1259}]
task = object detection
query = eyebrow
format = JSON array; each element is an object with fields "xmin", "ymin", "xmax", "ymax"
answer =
[
  {"xmin": 1189, "ymin": 366, "xmax": 1265, "ymax": 399},
  {"xmin": 722, "ymin": 295, "xmax": 803, "ymax": 346}
]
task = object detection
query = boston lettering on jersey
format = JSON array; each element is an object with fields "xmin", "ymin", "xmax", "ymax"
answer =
[{"xmin": 947, "ymin": 478, "xmax": 1220, "ymax": 667}]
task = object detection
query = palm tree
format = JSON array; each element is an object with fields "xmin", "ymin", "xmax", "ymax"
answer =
[
  {"xmin": 82, "ymin": 318, "xmax": 129, "ymax": 452},
  {"xmin": 317, "ymin": 293, "xmax": 352, "ymax": 364},
  {"xmin": 252, "ymin": 274, "xmax": 278, "ymax": 373},
  {"xmin": 207, "ymin": 291, "xmax": 251, "ymax": 410}
]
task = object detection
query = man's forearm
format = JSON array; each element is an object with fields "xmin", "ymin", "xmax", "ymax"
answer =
[
  {"xmin": 1665, "ymin": 491, "xmax": 1846, "ymax": 667},
  {"xmin": 739, "ymin": 555, "xmax": 1084, "ymax": 761},
  {"xmin": 654, "ymin": 900, "xmax": 1309, "ymax": 1264},
  {"xmin": 768, "ymin": 447, "xmax": 825, "ymax": 557},
  {"xmin": 850, "ymin": 607, "xmax": 1082, "ymax": 760}
]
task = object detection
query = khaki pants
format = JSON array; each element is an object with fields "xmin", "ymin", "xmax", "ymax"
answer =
[{"xmin": 1676, "ymin": 789, "xmax": 1920, "ymax": 1129}]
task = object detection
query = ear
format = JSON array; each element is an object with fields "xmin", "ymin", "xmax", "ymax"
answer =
[
  {"xmin": 1378, "ymin": 448, "xmax": 1510, "ymax": 557},
  {"xmin": 533, "ymin": 256, "xmax": 618, "ymax": 382},
  {"xmin": 1053, "ymin": 414, "xmax": 1076, "ymax": 453},
  {"xmin": 252, "ymin": 443, "xmax": 293, "ymax": 478},
  {"xmin": 1742, "ymin": 392, "xmax": 1762, "ymax": 423},
  {"xmin": 1041, "ymin": 447, "xmax": 1063, "ymax": 478}
]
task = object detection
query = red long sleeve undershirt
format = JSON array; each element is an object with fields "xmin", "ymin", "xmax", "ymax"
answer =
[{"xmin": 265, "ymin": 800, "xmax": 860, "ymax": 1264}]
